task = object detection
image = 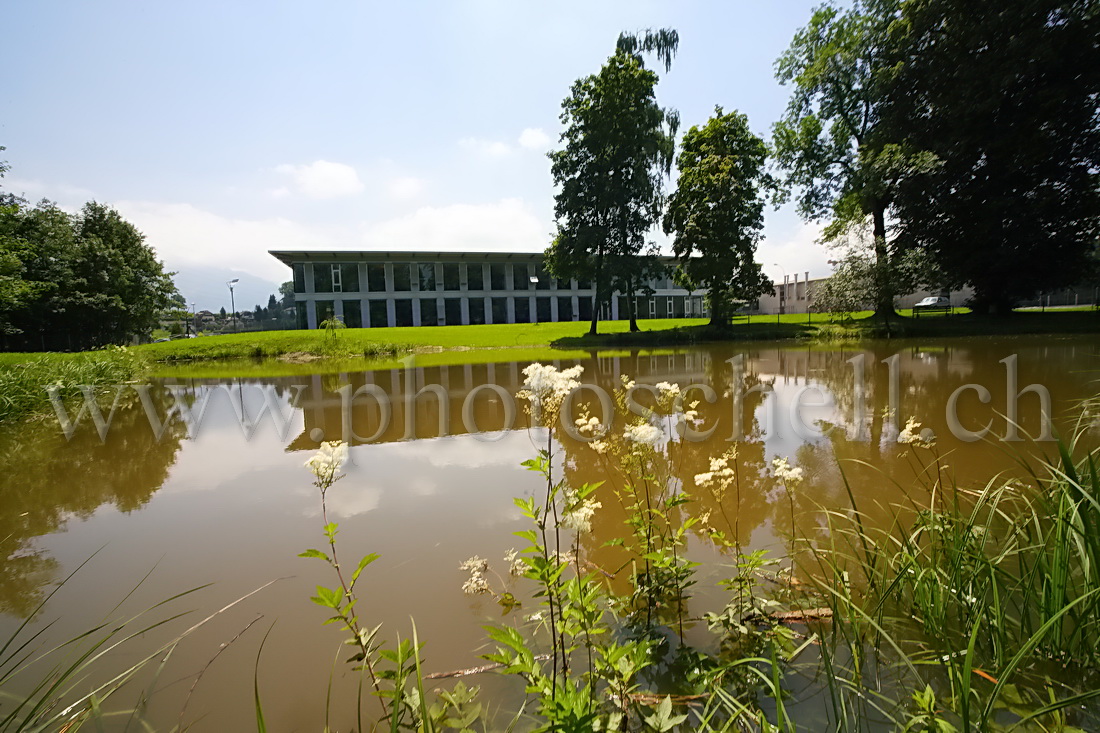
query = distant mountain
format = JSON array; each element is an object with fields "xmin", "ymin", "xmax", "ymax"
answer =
[{"xmin": 168, "ymin": 265, "xmax": 284, "ymax": 313}]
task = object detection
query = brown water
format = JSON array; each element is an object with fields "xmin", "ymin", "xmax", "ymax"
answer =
[{"xmin": 0, "ymin": 335, "xmax": 1096, "ymax": 730}]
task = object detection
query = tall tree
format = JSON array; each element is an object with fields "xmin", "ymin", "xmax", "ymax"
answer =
[
  {"xmin": 664, "ymin": 108, "xmax": 774, "ymax": 326},
  {"xmin": 881, "ymin": 0, "xmax": 1100, "ymax": 313},
  {"xmin": 547, "ymin": 33, "xmax": 678, "ymax": 334},
  {"xmin": 773, "ymin": 1, "xmax": 933, "ymax": 326}
]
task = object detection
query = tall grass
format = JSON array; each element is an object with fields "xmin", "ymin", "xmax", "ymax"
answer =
[{"xmin": 0, "ymin": 348, "xmax": 146, "ymax": 424}]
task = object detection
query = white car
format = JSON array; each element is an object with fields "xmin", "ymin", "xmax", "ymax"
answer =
[{"xmin": 914, "ymin": 296, "xmax": 950, "ymax": 308}]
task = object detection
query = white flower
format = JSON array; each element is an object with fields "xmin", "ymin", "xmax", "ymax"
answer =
[
  {"xmin": 517, "ymin": 363, "xmax": 583, "ymax": 424},
  {"xmin": 560, "ymin": 487, "xmax": 602, "ymax": 534},
  {"xmin": 772, "ymin": 457, "xmax": 804, "ymax": 485},
  {"xmin": 504, "ymin": 548, "xmax": 526, "ymax": 576},
  {"xmin": 898, "ymin": 417, "xmax": 936, "ymax": 447},
  {"xmin": 460, "ymin": 556, "xmax": 492, "ymax": 595},
  {"xmin": 590, "ymin": 440, "xmax": 609, "ymax": 454},
  {"xmin": 624, "ymin": 423, "xmax": 663, "ymax": 447},
  {"xmin": 305, "ymin": 441, "xmax": 349, "ymax": 482},
  {"xmin": 655, "ymin": 381, "xmax": 680, "ymax": 398}
]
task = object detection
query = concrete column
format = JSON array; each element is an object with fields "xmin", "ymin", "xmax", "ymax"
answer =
[
  {"xmin": 386, "ymin": 298, "xmax": 396, "ymax": 328},
  {"xmin": 306, "ymin": 300, "xmax": 318, "ymax": 329},
  {"xmin": 460, "ymin": 297, "xmax": 470, "ymax": 325},
  {"xmin": 413, "ymin": 299, "xmax": 422, "ymax": 326},
  {"xmin": 571, "ymin": 295, "xmax": 579, "ymax": 320},
  {"xmin": 550, "ymin": 297, "xmax": 559, "ymax": 322},
  {"xmin": 506, "ymin": 297, "xmax": 516, "ymax": 323}
]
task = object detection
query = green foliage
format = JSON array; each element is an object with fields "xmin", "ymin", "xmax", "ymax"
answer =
[
  {"xmin": 664, "ymin": 107, "xmax": 774, "ymax": 326},
  {"xmin": 547, "ymin": 32, "xmax": 678, "ymax": 334},
  {"xmin": 0, "ymin": 200, "xmax": 179, "ymax": 350},
  {"xmin": 881, "ymin": 0, "xmax": 1100, "ymax": 312}
]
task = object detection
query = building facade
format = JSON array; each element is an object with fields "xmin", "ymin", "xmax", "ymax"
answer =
[{"xmin": 269, "ymin": 250, "xmax": 709, "ymax": 329}]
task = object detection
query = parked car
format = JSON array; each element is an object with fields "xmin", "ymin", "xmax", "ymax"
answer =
[{"xmin": 913, "ymin": 296, "xmax": 952, "ymax": 315}]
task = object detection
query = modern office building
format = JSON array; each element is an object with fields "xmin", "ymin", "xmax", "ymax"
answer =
[{"xmin": 269, "ymin": 250, "xmax": 709, "ymax": 329}]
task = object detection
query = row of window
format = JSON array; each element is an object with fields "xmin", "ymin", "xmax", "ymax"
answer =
[
  {"xmin": 291, "ymin": 261, "xmax": 681, "ymax": 295},
  {"xmin": 302, "ymin": 294, "xmax": 707, "ymax": 329}
]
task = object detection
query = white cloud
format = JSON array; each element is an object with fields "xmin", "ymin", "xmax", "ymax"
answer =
[
  {"xmin": 113, "ymin": 200, "xmax": 349, "ymax": 281},
  {"xmin": 458, "ymin": 137, "xmax": 512, "ymax": 157},
  {"xmin": 387, "ymin": 176, "xmax": 425, "ymax": 201},
  {"xmin": 517, "ymin": 127, "xmax": 551, "ymax": 151},
  {"xmin": 758, "ymin": 219, "xmax": 832, "ymax": 282},
  {"xmin": 362, "ymin": 198, "xmax": 548, "ymax": 252},
  {"xmin": 3, "ymin": 177, "xmax": 94, "ymax": 207},
  {"xmin": 274, "ymin": 159, "xmax": 365, "ymax": 199}
]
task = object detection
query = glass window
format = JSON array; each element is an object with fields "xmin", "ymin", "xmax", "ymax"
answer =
[
  {"xmin": 557, "ymin": 296, "xmax": 573, "ymax": 322},
  {"xmin": 466, "ymin": 263, "xmax": 484, "ymax": 291},
  {"xmin": 443, "ymin": 263, "xmax": 461, "ymax": 291},
  {"xmin": 313, "ymin": 264, "xmax": 333, "ymax": 293},
  {"xmin": 343, "ymin": 300, "xmax": 362, "ymax": 328},
  {"xmin": 534, "ymin": 263, "xmax": 551, "ymax": 290},
  {"xmin": 578, "ymin": 297, "xmax": 592, "ymax": 321},
  {"xmin": 367, "ymin": 264, "xmax": 386, "ymax": 292},
  {"xmin": 316, "ymin": 300, "xmax": 335, "ymax": 323},
  {"xmin": 369, "ymin": 300, "xmax": 388, "ymax": 328},
  {"xmin": 556, "ymin": 277, "xmax": 571, "ymax": 290},
  {"xmin": 514, "ymin": 297, "xmax": 530, "ymax": 323},
  {"xmin": 491, "ymin": 297, "xmax": 508, "ymax": 323},
  {"xmin": 418, "ymin": 263, "xmax": 436, "ymax": 291},
  {"xmin": 295, "ymin": 307, "xmax": 308, "ymax": 330},
  {"xmin": 490, "ymin": 264, "xmax": 507, "ymax": 291},
  {"xmin": 340, "ymin": 264, "xmax": 360, "ymax": 293},
  {"xmin": 444, "ymin": 298, "xmax": 462, "ymax": 325},
  {"xmin": 392, "ymin": 264, "xmax": 411, "ymax": 291},
  {"xmin": 293, "ymin": 263, "xmax": 306, "ymax": 293},
  {"xmin": 512, "ymin": 263, "xmax": 531, "ymax": 291},
  {"xmin": 419, "ymin": 299, "xmax": 437, "ymax": 326},
  {"xmin": 578, "ymin": 279, "xmax": 592, "ymax": 290},
  {"xmin": 394, "ymin": 299, "xmax": 413, "ymax": 327},
  {"xmin": 616, "ymin": 296, "xmax": 631, "ymax": 320},
  {"xmin": 536, "ymin": 297, "xmax": 551, "ymax": 322},
  {"xmin": 468, "ymin": 297, "xmax": 485, "ymax": 324}
]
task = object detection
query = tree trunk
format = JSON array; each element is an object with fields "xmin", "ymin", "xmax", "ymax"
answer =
[
  {"xmin": 627, "ymin": 278, "xmax": 639, "ymax": 333},
  {"xmin": 589, "ymin": 251, "xmax": 603, "ymax": 335},
  {"xmin": 871, "ymin": 202, "xmax": 894, "ymax": 337}
]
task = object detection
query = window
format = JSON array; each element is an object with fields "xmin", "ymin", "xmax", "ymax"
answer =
[
  {"xmin": 577, "ymin": 297, "xmax": 592, "ymax": 321},
  {"xmin": 367, "ymin": 264, "xmax": 386, "ymax": 291},
  {"xmin": 418, "ymin": 263, "xmax": 436, "ymax": 291},
  {"xmin": 557, "ymin": 296, "xmax": 573, "ymax": 321},
  {"xmin": 578, "ymin": 279, "xmax": 592, "ymax": 290},
  {"xmin": 444, "ymin": 298, "xmax": 462, "ymax": 325},
  {"xmin": 369, "ymin": 300, "xmax": 388, "ymax": 328},
  {"xmin": 490, "ymin": 264, "xmax": 507, "ymax": 291},
  {"xmin": 491, "ymin": 297, "xmax": 509, "ymax": 323},
  {"xmin": 394, "ymin": 299, "xmax": 413, "ymax": 326},
  {"xmin": 467, "ymin": 263, "xmax": 484, "ymax": 291},
  {"xmin": 512, "ymin": 263, "xmax": 531, "ymax": 291},
  {"xmin": 343, "ymin": 300, "xmax": 362, "ymax": 328},
  {"xmin": 293, "ymin": 263, "xmax": 306, "ymax": 293},
  {"xmin": 339, "ymin": 264, "xmax": 360, "ymax": 293},
  {"xmin": 536, "ymin": 297, "xmax": 551, "ymax": 322},
  {"xmin": 556, "ymin": 277, "xmax": 572, "ymax": 290},
  {"xmin": 419, "ymin": 299, "xmax": 438, "ymax": 325},
  {"xmin": 468, "ymin": 298, "xmax": 485, "ymax": 324},
  {"xmin": 314, "ymin": 265, "xmax": 333, "ymax": 293},
  {"xmin": 392, "ymin": 264, "xmax": 411, "ymax": 291},
  {"xmin": 534, "ymin": 263, "xmax": 552, "ymax": 290},
  {"xmin": 514, "ymin": 297, "xmax": 530, "ymax": 323},
  {"xmin": 443, "ymin": 263, "xmax": 461, "ymax": 291},
  {"xmin": 316, "ymin": 300, "xmax": 335, "ymax": 323}
]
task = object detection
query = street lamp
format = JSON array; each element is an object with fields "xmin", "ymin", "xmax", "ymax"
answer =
[
  {"xmin": 227, "ymin": 279, "xmax": 239, "ymax": 332},
  {"xmin": 772, "ymin": 262, "xmax": 787, "ymax": 324}
]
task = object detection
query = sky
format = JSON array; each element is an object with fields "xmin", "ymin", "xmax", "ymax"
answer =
[{"xmin": 1, "ymin": 0, "xmax": 832, "ymax": 311}]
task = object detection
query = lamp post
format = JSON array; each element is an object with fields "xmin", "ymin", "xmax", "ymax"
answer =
[
  {"xmin": 227, "ymin": 279, "xmax": 239, "ymax": 332},
  {"xmin": 772, "ymin": 262, "xmax": 787, "ymax": 325}
]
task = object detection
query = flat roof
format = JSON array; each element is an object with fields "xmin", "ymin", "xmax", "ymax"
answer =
[{"xmin": 268, "ymin": 250, "xmax": 680, "ymax": 267}]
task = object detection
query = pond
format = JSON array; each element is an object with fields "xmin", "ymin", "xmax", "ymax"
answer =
[{"xmin": 0, "ymin": 335, "xmax": 1097, "ymax": 730}]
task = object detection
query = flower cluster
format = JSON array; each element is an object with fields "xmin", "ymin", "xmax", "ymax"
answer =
[
  {"xmin": 305, "ymin": 440, "xmax": 349, "ymax": 484},
  {"xmin": 460, "ymin": 556, "xmax": 492, "ymax": 596},
  {"xmin": 898, "ymin": 417, "xmax": 936, "ymax": 448},
  {"xmin": 517, "ymin": 363, "xmax": 583, "ymax": 426},
  {"xmin": 695, "ymin": 450, "xmax": 738, "ymax": 491},
  {"xmin": 772, "ymin": 456, "xmax": 804, "ymax": 485},
  {"xmin": 561, "ymin": 487, "xmax": 602, "ymax": 534},
  {"xmin": 504, "ymin": 548, "xmax": 526, "ymax": 577},
  {"xmin": 624, "ymin": 423, "xmax": 663, "ymax": 447}
]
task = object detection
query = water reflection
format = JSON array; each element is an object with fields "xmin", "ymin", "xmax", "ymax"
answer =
[{"xmin": 0, "ymin": 336, "xmax": 1094, "ymax": 729}]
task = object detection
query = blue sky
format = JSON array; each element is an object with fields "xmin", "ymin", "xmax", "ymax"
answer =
[{"xmin": 2, "ymin": 1, "xmax": 831, "ymax": 309}]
